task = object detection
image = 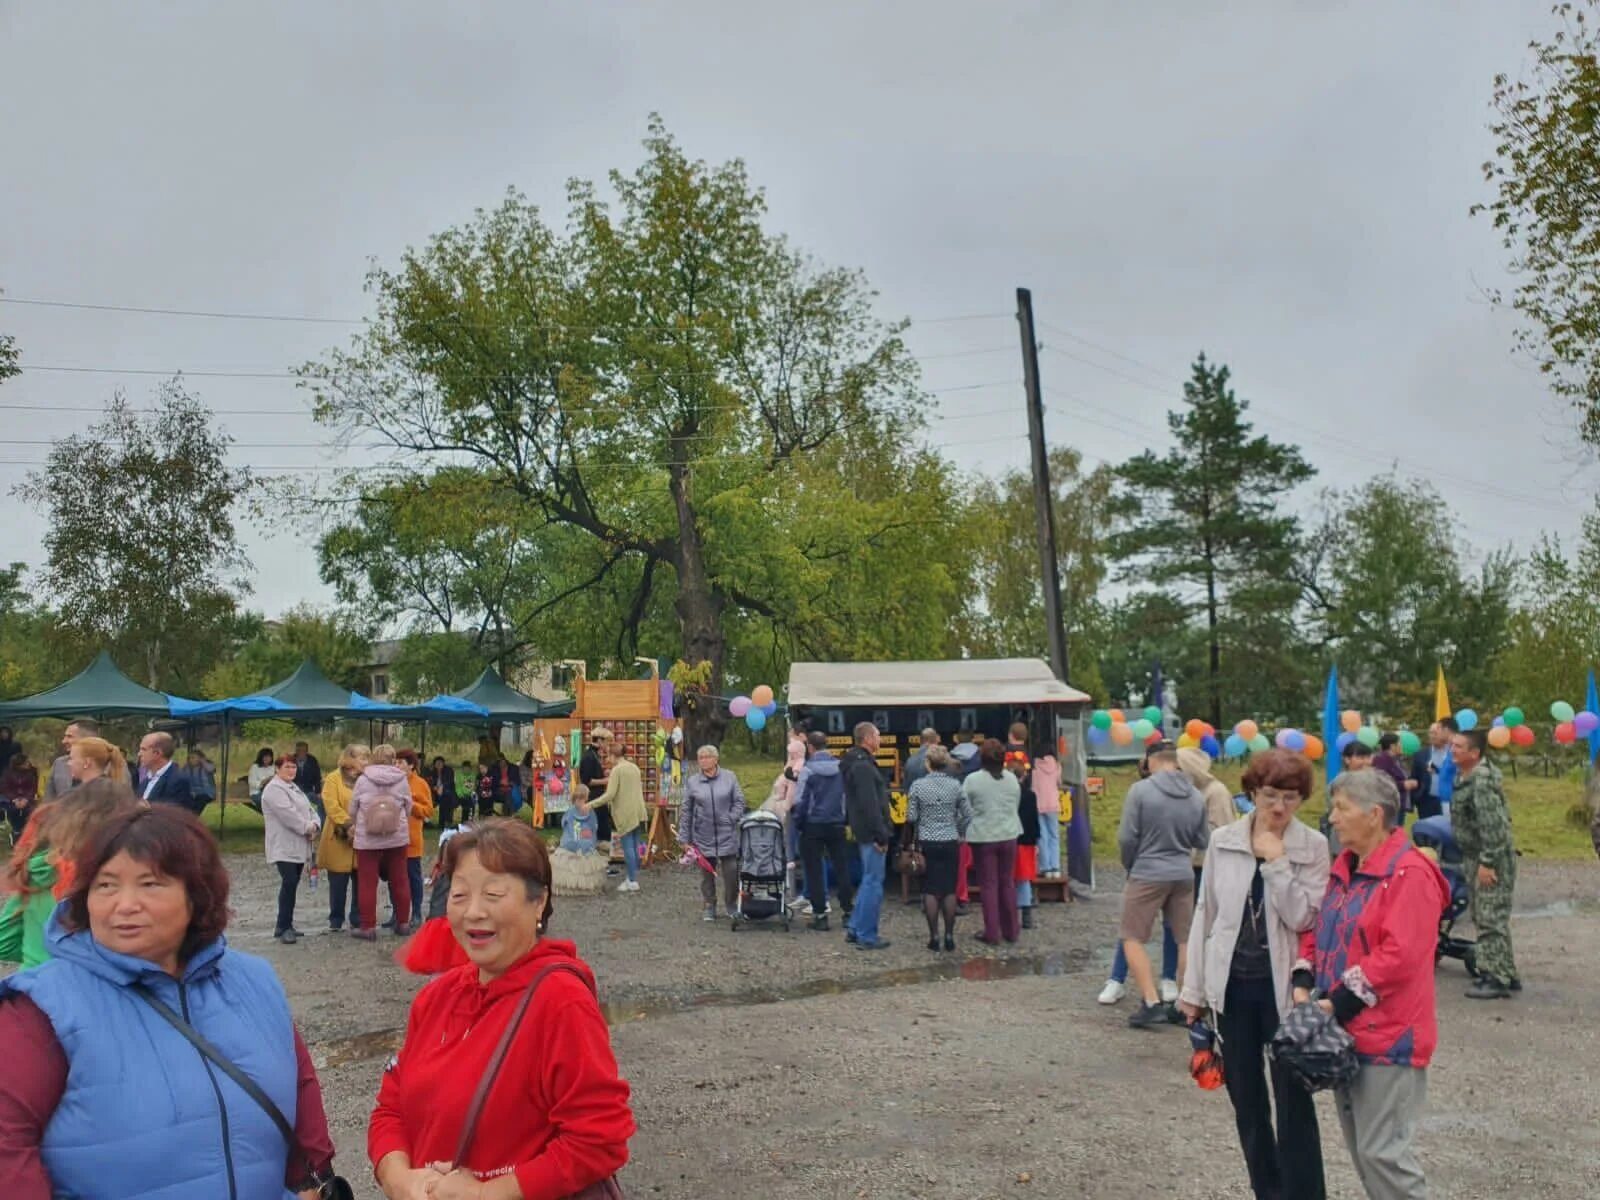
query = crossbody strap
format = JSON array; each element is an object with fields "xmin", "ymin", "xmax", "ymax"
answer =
[{"xmin": 453, "ymin": 962, "xmax": 596, "ymax": 1166}]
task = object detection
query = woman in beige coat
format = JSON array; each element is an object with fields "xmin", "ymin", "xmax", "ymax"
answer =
[
  {"xmin": 316, "ymin": 743, "xmax": 367, "ymax": 931},
  {"xmin": 1178, "ymin": 749, "xmax": 1331, "ymax": 1200}
]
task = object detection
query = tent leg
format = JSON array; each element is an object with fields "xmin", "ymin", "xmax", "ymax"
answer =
[
  {"xmin": 218, "ymin": 720, "xmax": 230, "ymax": 838},
  {"xmin": 421, "ymin": 722, "xmax": 428, "ymax": 760}
]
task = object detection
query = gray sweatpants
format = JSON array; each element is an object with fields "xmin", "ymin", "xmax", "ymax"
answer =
[
  {"xmin": 1335, "ymin": 1064, "xmax": 1428, "ymax": 1199},
  {"xmin": 701, "ymin": 854, "xmax": 739, "ymax": 911}
]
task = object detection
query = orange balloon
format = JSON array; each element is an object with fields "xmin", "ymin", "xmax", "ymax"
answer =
[
  {"xmin": 1340, "ymin": 710, "xmax": 1361, "ymax": 733},
  {"xmin": 1201, "ymin": 723, "xmax": 1215, "ymax": 737},
  {"xmin": 1185, "ymin": 719, "xmax": 1205, "ymax": 740},
  {"xmin": 1235, "ymin": 719, "xmax": 1259, "ymax": 741},
  {"xmin": 1110, "ymin": 722, "xmax": 1135, "ymax": 746},
  {"xmin": 1487, "ymin": 725, "xmax": 1512, "ymax": 749},
  {"xmin": 751, "ymin": 684, "xmax": 774, "ymax": 707},
  {"xmin": 1109, "ymin": 709, "xmax": 1125, "ymax": 723},
  {"xmin": 1302, "ymin": 735, "xmax": 1324, "ymax": 761}
]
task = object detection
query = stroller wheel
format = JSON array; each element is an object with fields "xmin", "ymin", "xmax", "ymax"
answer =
[{"xmin": 782, "ymin": 918, "xmax": 792, "ymax": 932}]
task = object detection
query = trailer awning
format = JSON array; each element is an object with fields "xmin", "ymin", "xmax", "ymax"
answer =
[{"xmin": 786, "ymin": 659, "xmax": 1090, "ymax": 708}]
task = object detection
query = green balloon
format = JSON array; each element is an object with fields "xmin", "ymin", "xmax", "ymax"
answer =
[
  {"xmin": 1551, "ymin": 701, "xmax": 1575, "ymax": 723},
  {"xmin": 1131, "ymin": 718, "xmax": 1155, "ymax": 740},
  {"xmin": 1091, "ymin": 709, "xmax": 1112, "ymax": 731},
  {"xmin": 1142, "ymin": 705, "xmax": 1163, "ymax": 727},
  {"xmin": 1501, "ymin": 707, "xmax": 1524, "ymax": 728},
  {"xmin": 1248, "ymin": 733, "xmax": 1270, "ymax": 753},
  {"xmin": 1399, "ymin": 730, "xmax": 1421, "ymax": 756},
  {"xmin": 1356, "ymin": 725, "xmax": 1380, "ymax": 748}
]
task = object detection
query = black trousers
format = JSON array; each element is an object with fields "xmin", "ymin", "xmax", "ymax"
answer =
[
  {"xmin": 438, "ymin": 793, "xmax": 458, "ymax": 829},
  {"xmin": 327, "ymin": 869, "xmax": 358, "ymax": 929},
  {"xmin": 274, "ymin": 861, "xmax": 303, "ymax": 936},
  {"xmin": 800, "ymin": 824, "xmax": 855, "ymax": 916},
  {"xmin": 1217, "ymin": 974, "xmax": 1326, "ymax": 1200}
]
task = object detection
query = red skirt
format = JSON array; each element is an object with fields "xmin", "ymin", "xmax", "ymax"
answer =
[{"xmin": 1014, "ymin": 844, "xmax": 1038, "ymax": 884}]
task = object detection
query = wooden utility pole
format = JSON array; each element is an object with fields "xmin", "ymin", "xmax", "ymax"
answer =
[{"xmin": 1016, "ymin": 287, "xmax": 1069, "ymax": 683}]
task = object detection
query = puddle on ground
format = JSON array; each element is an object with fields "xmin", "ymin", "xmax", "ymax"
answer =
[
  {"xmin": 312, "ymin": 948, "xmax": 1095, "ymax": 1068},
  {"xmin": 1518, "ymin": 897, "xmax": 1600, "ymax": 919}
]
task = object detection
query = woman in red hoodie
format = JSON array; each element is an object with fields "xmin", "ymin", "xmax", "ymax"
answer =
[
  {"xmin": 369, "ymin": 819, "xmax": 634, "ymax": 1200},
  {"xmin": 1295, "ymin": 768, "xmax": 1446, "ymax": 1200}
]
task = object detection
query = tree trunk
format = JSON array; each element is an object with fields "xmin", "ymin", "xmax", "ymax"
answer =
[{"xmin": 668, "ymin": 470, "xmax": 728, "ymax": 750}]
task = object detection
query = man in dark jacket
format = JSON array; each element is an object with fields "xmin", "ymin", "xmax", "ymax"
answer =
[
  {"xmin": 791, "ymin": 731, "xmax": 854, "ymax": 931},
  {"xmin": 842, "ymin": 722, "xmax": 892, "ymax": 950},
  {"xmin": 294, "ymin": 741, "xmax": 323, "ymax": 817},
  {"xmin": 137, "ymin": 732, "xmax": 196, "ymax": 813}
]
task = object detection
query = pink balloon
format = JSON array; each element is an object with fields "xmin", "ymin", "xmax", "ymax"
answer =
[{"xmin": 729, "ymin": 696, "xmax": 751, "ymax": 717}]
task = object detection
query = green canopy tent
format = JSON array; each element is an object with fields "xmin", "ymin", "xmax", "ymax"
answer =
[
  {"xmin": 452, "ymin": 667, "xmax": 549, "ymax": 723},
  {"xmin": 0, "ymin": 651, "xmax": 179, "ymax": 720}
]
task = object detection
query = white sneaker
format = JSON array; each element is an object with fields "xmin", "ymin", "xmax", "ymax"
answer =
[
  {"xmin": 1097, "ymin": 980, "xmax": 1127, "ymax": 1005},
  {"xmin": 1159, "ymin": 978, "xmax": 1180, "ymax": 1003},
  {"xmin": 617, "ymin": 880, "xmax": 640, "ymax": 893}
]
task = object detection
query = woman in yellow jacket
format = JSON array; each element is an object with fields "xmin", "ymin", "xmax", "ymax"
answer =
[
  {"xmin": 317, "ymin": 743, "xmax": 367, "ymax": 931},
  {"xmin": 397, "ymin": 748, "xmax": 435, "ymax": 927},
  {"xmin": 591, "ymin": 740, "xmax": 647, "ymax": 893}
]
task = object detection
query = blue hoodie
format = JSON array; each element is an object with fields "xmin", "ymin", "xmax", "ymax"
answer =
[
  {"xmin": 792, "ymin": 753, "xmax": 846, "ymax": 828},
  {"xmin": 0, "ymin": 905, "xmax": 300, "ymax": 1200}
]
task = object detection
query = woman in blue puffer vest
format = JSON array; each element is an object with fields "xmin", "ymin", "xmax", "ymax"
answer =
[{"xmin": 0, "ymin": 804, "xmax": 338, "ymax": 1200}]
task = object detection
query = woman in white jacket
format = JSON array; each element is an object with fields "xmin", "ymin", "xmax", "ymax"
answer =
[
  {"xmin": 1178, "ymin": 749, "xmax": 1331, "ymax": 1200},
  {"xmin": 261, "ymin": 753, "xmax": 321, "ymax": 944}
]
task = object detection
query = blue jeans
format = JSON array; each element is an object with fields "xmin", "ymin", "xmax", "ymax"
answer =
[
  {"xmin": 1017, "ymin": 880, "xmax": 1034, "ymax": 907},
  {"xmin": 1111, "ymin": 924, "xmax": 1178, "ymax": 983},
  {"xmin": 847, "ymin": 844, "xmax": 886, "ymax": 945},
  {"xmin": 619, "ymin": 828, "xmax": 642, "ymax": 883},
  {"xmin": 407, "ymin": 856, "xmax": 424, "ymax": 924},
  {"xmin": 1036, "ymin": 810, "xmax": 1062, "ymax": 875}
]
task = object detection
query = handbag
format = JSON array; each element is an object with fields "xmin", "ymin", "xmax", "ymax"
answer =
[
  {"xmin": 130, "ymin": 985, "xmax": 354, "ymax": 1200},
  {"xmin": 895, "ymin": 843, "xmax": 926, "ymax": 877},
  {"xmin": 456, "ymin": 962, "xmax": 626, "ymax": 1200}
]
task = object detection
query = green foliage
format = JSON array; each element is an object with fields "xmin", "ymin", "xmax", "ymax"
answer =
[
  {"xmin": 13, "ymin": 383, "xmax": 254, "ymax": 692},
  {"xmin": 200, "ymin": 604, "xmax": 373, "ymax": 699},
  {"xmin": 0, "ymin": 561, "xmax": 58, "ymax": 699},
  {"xmin": 1476, "ymin": 2, "xmax": 1600, "ymax": 443},
  {"xmin": 387, "ymin": 630, "xmax": 490, "ymax": 699},
  {"xmin": 1493, "ymin": 502, "xmax": 1600, "ymax": 707},
  {"xmin": 0, "ymin": 328, "xmax": 17, "ymax": 386},
  {"xmin": 1109, "ymin": 356, "xmax": 1316, "ymax": 723}
]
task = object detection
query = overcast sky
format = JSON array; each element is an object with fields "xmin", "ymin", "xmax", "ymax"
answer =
[{"xmin": 0, "ymin": 1, "xmax": 1585, "ymax": 622}]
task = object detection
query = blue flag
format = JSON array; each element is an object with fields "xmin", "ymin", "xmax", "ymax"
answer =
[
  {"xmin": 1323, "ymin": 665, "xmax": 1341, "ymax": 788},
  {"xmin": 1587, "ymin": 669, "xmax": 1599, "ymax": 765}
]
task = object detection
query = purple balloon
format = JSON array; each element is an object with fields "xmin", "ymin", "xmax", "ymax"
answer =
[
  {"xmin": 1274, "ymin": 728, "xmax": 1294, "ymax": 749},
  {"xmin": 1575, "ymin": 710, "xmax": 1600, "ymax": 736},
  {"xmin": 1284, "ymin": 729, "xmax": 1307, "ymax": 752},
  {"xmin": 1492, "ymin": 715, "xmax": 1506, "ymax": 728},
  {"xmin": 729, "ymin": 695, "xmax": 751, "ymax": 718},
  {"xmin": 1335, "ymin": 730, "xmax": 1357, "ymax": 752}
]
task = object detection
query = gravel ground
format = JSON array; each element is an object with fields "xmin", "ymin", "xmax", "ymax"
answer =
[{"xmin": 87, "ymin": 854, "xmax": 1600, "ymax": 1196}]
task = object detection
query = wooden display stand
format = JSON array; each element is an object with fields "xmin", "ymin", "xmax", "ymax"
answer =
[{"xmin": 573, "ymin": 674, "xmax": 677, "ymax": 869}]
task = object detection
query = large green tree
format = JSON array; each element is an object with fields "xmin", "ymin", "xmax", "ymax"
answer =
[
  {"xmin": 200, "ymin": 604, "xmax": 373, "ymax": 699},
  {"xmin": 1109, "ymin": 356, "xmax": 1316, "ymax": 724},
  {"xmin": 1476, "ymin": 1, "xmax": 1600, "ymax": 443},
  {"xmin": 1492, "ymin": 501, "xmax": 1600, "ymax": 707},
  {"xmin": 14, "ymin": 382, "xmax": 254, "ymax": 691},
  {"xmin": 305, "ymin": 120, "xmax": 952, "ymax": 742}
]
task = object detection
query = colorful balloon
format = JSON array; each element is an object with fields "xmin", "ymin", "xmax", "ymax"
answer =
[
  {"xmin": 1455, "ymin": 708, "xmax": 1478, "ymax": 732},
  {"xmin": 1224, "ymin": 733, "xmax": 1248, "ymax": 757},
  {"xmin": 1340, "ymin": 710, "xmax": 1361, "ymax": 733},
  {"xmin": 1302, "ymin": 734, "xmax": 1324, "ymax": 761},
  {"xmin": 1398, "ymin": 730, "xmax": 1421, "ymax": 756},
  {"xmin": 1487, "ymin": 725, "xmax": 1512, "ymax": 749},
  {"xmin": 1145, "ymin": 730, "xmax": 1165, "ymax": 746},
  {"xmin": 745, "ymin": 707, "xmax": 767, "ymax": 732},
  {"xmin": 1551, "ymin": 700, "xmax": 1576, "ymax": 723},
  {"xmin": 1131, "ymin": 718, "xmax": 1156, "ymax": 740},
  {"xmin": 1511, "ymin": 724, "xmax": 1536, "ymax": 748},
  {"xmin": 1091, "ymin": 709, "xmax": 1112, "ymax": 731},
  {"xmin": 1335, "ymin": 731, "xmax": 1357, "ymax": 752},
  {"xmin": 1356, "ymin": 725, "xmax": 1380, "ymax": 748},
  {"xmin": 1185, "ymin": 718, "xmax": 1205, "ymax": 740},
  {"xmin": 1109, "ymin": 709, "xmax": 1125, "ymax": 724},
  {"xmin": 1200, "ymin": 734, "xmax": 1222, "ymax": 758},
  {"xmin": 1235, "ymin": 719, "xmax": 1259, "ymax": 741},
  {"xmin": 1284, "ymin": 729, "xmax": 1307, "ymax": 752},
  {"xmin": 1502, "ymin": 706, "xmax": 1525, "ymax": 728},
  {"xmin": 1086, "ymin": 724, "xmax": 1109, "ymax": 745},
  {"xmin": 1491, "ymin": 716, "xmax": 1506, "ymax": 728},
  {"xmin": 1575, "ymin": 710, "xmax": 1600, "ymax": 736},
  {"xmin": 1248, "ymin": 733, "xmax": 1270, "ymax": 753},
  {"xmin": 1177, "ymin": 733, "xmax": 1198, "ymax": 749},
  {"xmin": 729, "ymin": 695, "xmax": 752, "ymax": 717},
  {"xmin": 1111, "ymin": 722, "xmax": 1135, "ymax": 746},
  {"xmin": 751, "ymin": 684, "xmax": 774, "ymax": 708},
  {"xmin": 1274, "ymin": 728, "xmax": 1294, "ymax": 749},
  {"xmin": 1554, "ymin": 720, "xmax": 1576, "ymax": 744},
  {"xmin": 1142, "ymin": 705, "xmax": 1163, "ymax": 727}
]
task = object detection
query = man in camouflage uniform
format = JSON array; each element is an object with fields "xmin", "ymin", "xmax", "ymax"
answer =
[{"xmin": 1451, "ymin": 729, "xmax": 1519, "ymax": 999}]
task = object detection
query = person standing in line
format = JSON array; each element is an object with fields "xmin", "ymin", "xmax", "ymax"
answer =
[
  {"xmin": 1372, "ymin": 735, "xmax": 1414, "ymax": 820},
  {"xmin": 247, "ymin": 746, "xmax": 276, "ymax": 809},
  {"xmin": 1011, "ymin": 748, "xmax": 1041, "ymax": 931},
  {"xmin": 348, "ymin": 743, "xmax": 415, "ymax": 940},
  {"xmin": 1179, "ymin": 749, "xmax": 1331, "ymax": 1200},
  {"xmin": 428, "ymin": 755, "xmax": 458, "ymax": 829},
  {"xmin": 1450, "ymin": 729, "xmax": 1520, "ymax": 999},
  {"xmin": 1100, "ymin": 743, "xmax": 1181, "ymax": 1004},
  {"xmin": 579, "ymin": 727, "xmax": 613, "ymax": 846},
  {"xmin": 395, "ymin": 750, "xmax": 436, "ymax": 929},
  {"xmin": 136, "ymin": 732, "xmax": 194, "ymax": 812},
  {"xmin": 902, "ymin": 727, "xmax": 940, "ymax": 793},
  {"xmin": 792, "ymin": 731, "xmax": 854, "ymax": 930},
  {"xmin": 260, "ymin": 754, "xmax": 321, "ymax": 944},
  {"xmin": 964, "ymin": 738, "xmax": 1023, "ymax": 946},
  {"xmin": 1118, "ymin": 747, "xmax": 1209, "ymax": 1029},
  {"xmin": 590, "ymin": 738, "xmax": 648, "ymax": 895},
  {"xmin": 1031, "ymin": 740, "xmax": 1064, "ymax": 881},
  {"xmin": 317, "ymin": 743, "xmax": 366, "ymax": 932},
  {"xmin": 44, "ymin": 718, "xmax": 97, "ymax": 800},
  {"xmin": 294, "ymin": 740, "xmax": 323, "ymax": 819},
  {"xmin": 1409, "ymin": 718, "xmax": 1457, "ymax": 822},
  {"xmin": 678, "ymin": 746, "xmax": 746, "ymax": 918},
  {"xmin": 842, "ymin": 722, "xmax": 893, "ymax": 950},
  {"xmin": 907, "ymin": 744, "xmax": 971, "ymax": 950}
]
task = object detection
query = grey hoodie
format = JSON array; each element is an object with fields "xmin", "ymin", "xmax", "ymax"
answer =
[{"xmin": 1117, "ymin": 768, "xmax": 1209, "ymax": 883}]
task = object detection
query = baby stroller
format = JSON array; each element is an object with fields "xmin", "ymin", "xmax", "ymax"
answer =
[
  {"xmin": 1410, "ymin": 815, "xmax": 1478, "ymax": 979},
  {"xmin": 731, "ymin": 810, "xmax": 791, "ymax": 932}
]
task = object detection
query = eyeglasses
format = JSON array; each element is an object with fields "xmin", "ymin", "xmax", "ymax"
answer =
[{"xmin": 1255, "ymin": 787, "xmax": 1304, "ymax": 807}]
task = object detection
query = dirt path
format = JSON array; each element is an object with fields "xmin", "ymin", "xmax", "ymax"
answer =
[{"xmin": 200, "ymin": 856, "xmax": 1600, "ymax": 1196}]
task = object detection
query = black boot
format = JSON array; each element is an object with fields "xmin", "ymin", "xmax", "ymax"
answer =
[
  {"xmin": 1021, "ymin": 907, "xmax": 1035, "ymax": 930},
  {"xmin": 1465, "ymin": 977, "xmax": 1512, "ymax": 1000},
  {"xmin": 809, "ymin": 915, "xmax": 830, "ymax": 932}
]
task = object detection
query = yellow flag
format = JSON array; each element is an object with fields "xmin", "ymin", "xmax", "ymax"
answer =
[{"xmin": 1434, "ymin": 666, "xmax": 1451, "ymax": 721}]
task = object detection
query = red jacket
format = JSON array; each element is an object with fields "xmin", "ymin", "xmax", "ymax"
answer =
[
  {"xmin": 369, "ymin": 938, "xmax": 633, "ymax": 1200},
  {"xmin": 1298, "ymin": 826, "xmax": 1448, "ymax": 1067}
]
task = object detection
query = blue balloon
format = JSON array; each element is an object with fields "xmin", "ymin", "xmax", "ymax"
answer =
[
  {"xmin": 1455, "ymin": 708, "xmax": 1478, "ymax": 732},
  {"xmin": 745, "ymin": 707, "xmax": 767, "ymax": 732},
  {"xmin": 1335, "ymin": 730, "xmax": 1357, "ymax": 752},
  {"xmin": 1224, "ymin": 733, "xmax": 1248, "ymax": 758},
  {"xmin": 1086, "ymin": 724, "xmax": 1109, "ymax": 745},
  {"xmin": 1283, "ymin": 729, "xmax": 1307, "ymax": 752},
  {"xmin": 1492, "ymin": 715, "xmax": 1506, "ymax": 728},
  {"xmin": 1199, "ymin": 733, "xmax": 1222, "ymax": 759},
  {"xmin": 761, "ymin": 700, "xmax": 778, "ymax": 717}
]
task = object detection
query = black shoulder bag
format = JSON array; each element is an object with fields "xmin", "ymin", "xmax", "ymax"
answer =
[{"xmin": 131, "ymin": 984, "xmax": 354, "ymax": 1200}]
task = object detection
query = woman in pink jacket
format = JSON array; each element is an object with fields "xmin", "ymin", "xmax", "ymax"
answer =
[{"xmin": 346, "ymin": 743, "xmax": 415, "ymax": 940}]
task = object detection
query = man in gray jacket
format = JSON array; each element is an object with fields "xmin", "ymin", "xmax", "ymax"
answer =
[{"xmin": 1118, "ymin": 748, "xmax": 1209, "ymax": 1028}]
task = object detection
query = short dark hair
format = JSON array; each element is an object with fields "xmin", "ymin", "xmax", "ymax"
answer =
[
  {"xmin": 1378, "ymin": 733, "xmax": 1399, "ymax": 751},
  {"xmin": 1146, "ymin": 748, "xmax": 1179, "ymax": 769},
  {"xmin": 396, "ymin": 748, "xmax": 420, "ymax": 767},
  {"xmin": 273, "ymin": 753, "xmax": 297, "ymax": 769},
  {"xmin": 806, "ymin": 730, "xmax": 829, "ymax": 753},
  {"xmin": 979, "ymin": 737, "xmax": 1006, "ymax": 776},
  {"xmin": 1009, "ymin": 721, "xmax": 1029, "ymax": 743},
  {"xmin": 1438, "ymin": 716, "xmax": 1460, "ymax": 734},
  {"xmin": 432, "ymin": 755, "xmax": 446, "ymax": 767},
  {"xmin": 1456, "ymin": 728, "xmax": 1488, "ymax": 756},
  {"xmin": 255, "ymin": 747, "xmax": 275, "ymax": 766},
  {"xmin": 442, "ymin": 818, "xmax": 553, "ymax": 932},
  {"xmin": 63, "ymin": 806, "xmax": 230, "ymax": 965},
  {"xmin": 1241, "ymin": 749, "xmax": 1313, "ymax": 799},
  {"xmin": 68, "ymin": 717, "xmax": 100, "ymax": 736},
  {"xmin": 1342, "ymin": 740, "xmax": 1373, "ymax": 760},
  {"xmin": 853, "ymin": 721, "xmax": 878, "ymax": 745}
]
